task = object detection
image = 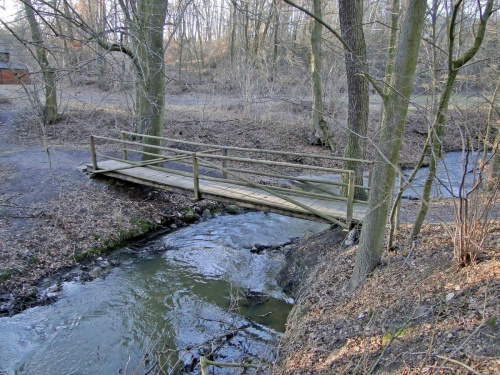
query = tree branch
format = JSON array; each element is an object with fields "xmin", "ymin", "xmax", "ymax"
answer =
[{"xmin": 281, "ymin": 0, "xmax": 386, "ymax": 98}]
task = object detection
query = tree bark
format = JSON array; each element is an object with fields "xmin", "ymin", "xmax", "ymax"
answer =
[
  {"xmin": 310, "ymin": 0, "xmax": 335, "ymax": 152},
  {"xmin": 411, "ymin": 0, "xmax": 495, "ymax": 237},
  {"xmin": 130, "ymin": 0, "xmax": 168, "ymax": 160},
  {"xmin": 24, "ymin": 0, "xmax": 58, "ymax": 124},
  {"xmin": 351, "ymin": 0, "xmax": 427, "ymax": 290},
  {"xmin": 339, "ymin": 0, "xmax": 369, "ymax": 200},
  {"xmin": 485, "ymin": 74, "xmax": 500, "ymax": 179}
]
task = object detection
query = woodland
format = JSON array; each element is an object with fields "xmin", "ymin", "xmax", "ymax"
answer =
[{"xmin": 0, "ymin": 0, "xmax": 499, "ymax": 374}]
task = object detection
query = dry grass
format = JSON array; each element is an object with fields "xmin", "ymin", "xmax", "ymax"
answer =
[
  {"xmin": 0, "ymin": 179, "xmax": 194, "ymax": 303},
  {"xmin": 274, "ymin": 223, "xmax": 500, "ymax": 374}
]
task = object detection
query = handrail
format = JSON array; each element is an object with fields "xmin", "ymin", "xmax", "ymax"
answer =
[
  {"xmin": 91, "ymin": 134, "xmax": 357, "ymax": 174},
  {"xmin": 196, "ymin": 153, "xmax": 353, "ymax": 174},
  {"xmin": 92, "ymin": 135, "xmax": 193, "ymax": 155},
  {"xmin": 121, "ymin": 131, "xmax": 373, "ymax": 164},
  {"xmin": 89, "ymin": 133, "xmax": 367, "ymax": 227},
  {"xmin": 197, "ymin": 155, "xmax": 348, "ymax": 227}
]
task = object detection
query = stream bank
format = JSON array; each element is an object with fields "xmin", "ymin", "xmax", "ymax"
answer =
[
  {"xmin": 273, "ymin": 224, "xmax": 500, "ymax": 374},
  {"xmin": 0, "ymin": 211, "xmax": 329, "ymax": 374},
  {"xmin": 0, "ymin": 189, "xmax": 238, "ymax": 317}
]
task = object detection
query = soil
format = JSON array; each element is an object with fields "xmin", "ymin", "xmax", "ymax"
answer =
[
  {"xmin": 0, "ymin": 85, "xmax": 225, "ymax": 315},
  {"xmin": 273, "ymin": 224, "xmax": 500, "ymax": 374},
  {"xmin": 0, "ymin": 83, "xmax": 498, "ymax": 374}
]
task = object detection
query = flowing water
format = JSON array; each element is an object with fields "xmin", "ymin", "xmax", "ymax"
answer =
[
  {"xmin": 296, "ymin": 151, "xmax": 486, "ymax": 199},
  {"xmin": 398, "ymin": 150, "xmax": 488, "ymax": 199},
  {"xmin": 0, "ymin": 212, "xmax": 328, "ymax": 375}
]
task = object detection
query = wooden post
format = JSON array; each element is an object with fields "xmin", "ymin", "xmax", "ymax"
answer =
[
  {"xmin": 121, "ymin": 132, "xmax": 128, "ymax": 160},
  {"xmin": 90, "ymin": 135, "xmax": 97, "ymax": 170},
  {"xmin": 192, "ymin": 153, "xmax": 200, "ymax": 201},
  {"xmin": 222, "ymin": 146, "xmax": 228, "ymax": 179},
  {"xmin": 346, "ymin": 171, "xmax": 355, "ymax": 230}
]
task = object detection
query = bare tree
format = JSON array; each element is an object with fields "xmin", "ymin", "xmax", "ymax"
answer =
[
  {"xmin": 23, "ymin": 0, "xmax": 58, "ymax": 124},
  {"xmin": 411, "ymin": 0, "xmax": 496, "ymax": 238},
  {"xmin": 310, "ymin": 0, "xmax": 334, "ymax": 151},
  {"xmin": 351, "ymin": 0, "xmax": 427, "ymax": 289},
  {"xmin": 339, "ymin": 0, "xmax": 369, "ymax": 199}
]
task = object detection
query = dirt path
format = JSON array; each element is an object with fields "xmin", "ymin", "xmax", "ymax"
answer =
[{"xmin": 0, "ymin": 86, "xmax": 219, "ymax": 315}]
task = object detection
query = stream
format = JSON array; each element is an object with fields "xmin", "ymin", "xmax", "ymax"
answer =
[
  {"xmin": 296, "ymin": 151, "xmax": 486, "ymax": 199},
  {"xmin": 0, "ymin": 212, "xmax": 328, "ymax": 375}
]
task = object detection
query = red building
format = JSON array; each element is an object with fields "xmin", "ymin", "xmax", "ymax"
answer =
[{"xmin": 0, "ymin": 52, "xmax": 30, "ymax": 84}]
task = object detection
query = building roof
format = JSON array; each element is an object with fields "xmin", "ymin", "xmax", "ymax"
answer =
[{"xmin": 0, "ymin": 61, "xmax": 28, "ymax": 70}]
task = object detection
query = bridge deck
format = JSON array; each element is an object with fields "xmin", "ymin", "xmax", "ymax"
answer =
[{"xmin": 89, "ymin": 160, "xmax": 367, "ymax": 224}]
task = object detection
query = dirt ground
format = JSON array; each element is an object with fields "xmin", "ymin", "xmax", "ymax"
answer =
[
  {"xmin": 0, "ymin": 85, "xmax": 223, "ymax": 315},
  {"xmin": 0, "ymin": 83, "xmax": 498, "ymax": 374},
  {"xmin": 275, "ymin": 225, "xmax": 500, "ymax": 374}
]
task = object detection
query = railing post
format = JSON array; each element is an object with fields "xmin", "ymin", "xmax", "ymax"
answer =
[
  {"xmin": 121, "ymin": 132, "xmax": 128, "ymax": 160},
  {"xmin": 90, "ymin": 135, "xmax": 98, "ymax": 170},
  {"xmin": 222, "ymin": 146, "xmax": 228, "ymax": 180},
  {"xmin": 346, "ymin": 171, "xmax": 355, "ymax": 229},
  {"xmin": 192, "ymin": 152, "xmax": 200, "ymax": 201}
]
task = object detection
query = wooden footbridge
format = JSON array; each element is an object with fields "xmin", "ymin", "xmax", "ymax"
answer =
[{"xmin": 87, "ymin": 132, "xmax": 372, "ymax": 229}]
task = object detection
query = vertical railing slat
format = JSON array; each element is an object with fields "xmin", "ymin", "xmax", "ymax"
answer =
[
  {"xmin": 121, "ymin": 132, "xmax": 128, "ymax": 160},
  {"xmin": 192, "ymin": 152, "xmax": 200, "ymax": 201},
  {"xmin": 346, "ymin": 171, "xmax": 355, "ymax": 229},
  {"xmin": 90, "ymin": 135, "xmax": 97, "ymax": 170},
  {"xmin": 222, "ymin": 146, "xmax": 228, "ymax": 180}
]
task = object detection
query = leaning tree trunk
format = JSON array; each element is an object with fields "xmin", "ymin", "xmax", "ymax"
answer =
[
  {"xmin": 351, "ymin": 0, "xmax": 427, "ymax": 290},
  {"xmin": 380, "ymin": 0, "xmax": 400, "ymax": 116},
  {"xmin": 410, "ymin": 0, "xmax": 495, "ymax": 238},
  {"xmin": 339, "ymin": 0, "xmax": 369, "ymax": 200},
  {"xmin": 24, "ymin": 0, "xmax": 58, "ymax": 124},
  {"xmin": 310, "ymin": 0, "xmax": 335, "ymax": 152},
  {"xmin": 410, "ymin": 70, "xmax": 458, "ymax": 238}
]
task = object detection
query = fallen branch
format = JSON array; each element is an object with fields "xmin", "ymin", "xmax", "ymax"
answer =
[
  {"xmin": 199, "ymin": 356, "xmax": 265, "ymax": 375},
  {"xmin": 431, "ymin": 319, "xmax": 487, "ymax": 374},
  {"xmin": 436, "ymin": 355, "xmax": 481, "ymax": 375}
]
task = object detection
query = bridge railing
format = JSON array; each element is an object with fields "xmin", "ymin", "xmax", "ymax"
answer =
[{"xmin": 90, "ymin": 132, "xmax": 373, "ymax": 228}]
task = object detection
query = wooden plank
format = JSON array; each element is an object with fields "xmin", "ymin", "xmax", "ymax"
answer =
[{"xmin": 88, "ymin": 160, "xmax": 367, "ymax": 223}]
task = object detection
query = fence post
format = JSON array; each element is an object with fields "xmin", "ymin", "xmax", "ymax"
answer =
[
  {"xmin": 90, "ymin": 135, "xmax": 98, "ymax": 170},
  {"xmin": 346, "ymin": 171, "xmax": 355, "ymax": 229},
  {"xmin": 121, "ymin": 132, "xmax": 128, "ymax": 160},
  {"xmin": 222, "ymin": 146, "xmax": 228, "ymax": 179},
  {"xmin": 192, "ymin": 153, "xmax": 200, "ymax": 201}
]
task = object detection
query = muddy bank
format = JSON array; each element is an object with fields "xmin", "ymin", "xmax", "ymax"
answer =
[
  {"xmin": 274, "ymin": 224, "xmax": 500, "ymax": 374},
  {"xmin": 277, "ymin": 226, "xmax": 345, "ymax": 297},
  {"xmin": 0, "ymin": 171, "xmax": 227, "ymax": 316}
]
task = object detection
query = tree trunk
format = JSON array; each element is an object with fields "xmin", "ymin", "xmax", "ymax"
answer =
[
  {"xmin": 351, "ymin": 0, "xmax": 427, "ymax": 290},
  {"xmin": 130, "ymin": 0, "xmax": 167, "ymax": 160},
  {"xmin": 310, "ymin": 0, "xmax": 335, "ymax": 152},
  {"xmin": 24, "ymin": 0, "xmax": 58, "ymax": 124},
  {"xmin": 141, "ymin": 0, "xmax": 167, "ymax": 160},
  {"xmin": 97, "ymin": 0, "xmax": 108, "ymax": 91},
  {"xmin": 485, "ymin": 73, "xmax": 500, "ymax": 179},
  {"xmin": 410, "ymin": 70, "xmax": 458, "ymax": 238},
  {"xmin": 382, "ymin": 0, "xmax": 400, "ymax": 95},
  {"xmin": 490, "ymin": 125, "xmax": 500, "ymax": 179},
  {"xmin": 230, "ymin": 0, "xmax": 237, "ymax": 64},
  {"xmin": 271, "ymin": 0, "xmax": 279, "ymax": 81},
  {"xmin": 411, "ymin": 0, "xmax": 495, "ymax": 237},
  {"xmin": 339, "ymin": 0, "xmax": 369, "ymax": 200}
]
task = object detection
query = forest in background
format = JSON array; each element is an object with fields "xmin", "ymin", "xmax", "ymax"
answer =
[{"xmin": 1, "ymin": 0, "xmax": 500, "ymax": 297}]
